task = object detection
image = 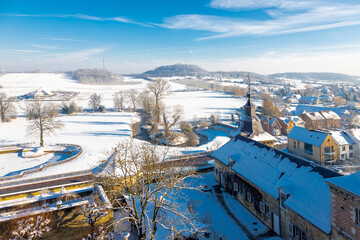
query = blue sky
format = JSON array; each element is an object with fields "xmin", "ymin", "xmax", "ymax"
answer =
[{"xmin": 1, "ymin": 0, "xmax": 360, "ymax": 74}]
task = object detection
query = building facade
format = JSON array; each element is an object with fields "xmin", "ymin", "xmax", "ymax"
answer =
[
  {"xmin": 327, "ymin": 172, "xmax": 360, "ymax": 240},
  {"xmin": 288, "ymin": 126, "xmax": 338, "ymax": 165}
]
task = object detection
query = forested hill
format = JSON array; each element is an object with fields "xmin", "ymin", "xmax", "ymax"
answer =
[
  {"xmin": 69, "ymin": 68, "xmax": 124, "ymax": 84},
  {"xmin": 138, "ymin": 63, "xmax": 359, "ymax": 82},
  {"xmin": 142, "ymin": 64, "xmax": 210, "ymax": 77}
]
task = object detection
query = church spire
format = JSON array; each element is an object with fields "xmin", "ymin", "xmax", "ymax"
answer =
[{"xmin": 246, "ymin": 74, "xmax": 251, "ymax": 98}]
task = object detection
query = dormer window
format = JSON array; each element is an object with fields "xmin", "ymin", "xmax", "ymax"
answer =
[{"xmin": 280, "ymin": 190, "xmax": 288, "ymax": 210}]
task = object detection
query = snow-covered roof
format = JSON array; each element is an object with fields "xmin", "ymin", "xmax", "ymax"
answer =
[
  {"xmin": 319, "ymin": 111, "xmax": 341, "ymax": 120},
  {"xmin": 303, "ymin": 112, "xmax": 325, "ymax": 121},
  {"xmin": 289, "ymin": 116, "xmax": 304, "ymax": 124},
  {"xmin": 287, "ymin": 126, "xmax": 328, "ymax": 147},
  {"xmin": 292, "ymin": 104, "xmax": 349, "ymax": 117},
  {"xmin": 327, "ymin": 171, "xmax": 360, "ymax": 196},
  {"xmin": 251, "ymin": 132, "xmax": 276, "ymax": 141},
  {"xmin": 349, "ymin": 129, "xmax": 360, "ymax": 141},
  {"xmin": 212, "ymin": 135, "xmax": 341, "ymax": 234},
  {"xmin": 329, "ymin": 131, "xmax": 355, "ymax": 146},
  {"xmin": 278, "ymin": 117, "xmax": 291, "ymax": 125}
]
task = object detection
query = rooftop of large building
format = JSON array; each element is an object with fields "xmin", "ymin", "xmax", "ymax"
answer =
[{"xmin": 212, "ymin": 135, "xmax": 341, "ymax": 234}]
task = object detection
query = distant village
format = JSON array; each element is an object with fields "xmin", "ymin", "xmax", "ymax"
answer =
[{"xmin": 210, "ymin": 77, "xmax": 360, "ymax": 240}]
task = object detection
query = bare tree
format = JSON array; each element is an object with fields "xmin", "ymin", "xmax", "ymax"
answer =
[
  {"xmin": 261, "ymin": 99, "xmax": 281, "ymax": 118},
  {"xmin": 60, "ymin": 101, "xmax": 82, "ymax": 115},
  {"xmin": 162, "ymin": 105, "xmax": 184, "ymax": 139},
  {"xmin": 80, "ymin": 202, "xmax": 108, "ymax": 237},
  {"xmin": 9, "ymin": 214, "xmax": 52, "ymax": 240},
  {"xmin": 126, "ymin": 89, "xmax": 138, "ymax": 112},
  {"xmin": 148, "ymin": 79, "xmax": 171, "ymax": 123},
  {"xmin": 25, "ymin": 100, "xmax": 63, "ymax": 147},
  {"xmin": 89, "ymin": 93, "xmax": 102, "ymax": 112},
  {"xmin": 0, "ymin": 93, "xmax": 16, "ymax": 122},
  {"xmin": 98, "ymin": 140, "xmax": 201, "ymax": 240},
  {"xmin": 139, "ymin": 90, "xmax": 154, "ymax": 116},
  {"xmin": 113, "ymin": 91, "xmax": 126, "ymax": 112},
  {"xmin": 187, "ymin": 132, "xmax": 199, "ymax": 147}
]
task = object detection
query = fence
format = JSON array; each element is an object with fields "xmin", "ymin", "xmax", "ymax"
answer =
[{"xmin": 0, "ymin": 169, "xmax": 92, "ymax": 189}]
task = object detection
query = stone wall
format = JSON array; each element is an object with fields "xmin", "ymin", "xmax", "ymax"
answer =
[{"xmin": 329, "ymin": 185, "xmax": 360, "ymax": 240}]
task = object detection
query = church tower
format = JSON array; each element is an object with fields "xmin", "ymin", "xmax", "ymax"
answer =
[{"xmin": 230, "ymin": 75, "xmax": 276, "ymax": 147}]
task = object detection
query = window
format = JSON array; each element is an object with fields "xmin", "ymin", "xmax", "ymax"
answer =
[
  {"xmin": 288, "ymin": 222, "xmax": 294, "ymax": 236},
  {"xmin": 324, "ymin": 146, "xmax": 330, "ymax": 153},
  {"xmin": 356, "ymin": 208, "xmax": 360, "ymax": 224},
  {"xmin": 331, "ymin": 146, "xmax": 334, "ymax": 152},
  {"xmin": 350, "ymin": 145, "xmax": 353, "ymax": 150},
  {"xmin": 233, "ymin": 182, "xmax": 238, "ymax": 192},
  {"xmin": 289, "ymin": 222, "xmax": 306, "ymax": 240},
  {"xmin": 304, "ymin": 143, "xmax": 313, "ymax": 155},
  {"xmin": 280, "ymin": 192, "xmax": 287, "ymax": 210},
  {"xmin": 294, "ymin": 141, "xmax": 297, "ymax": 149},
  {"xmin": 341, "ymin": 154, "xmax": 346, "ymax": 160},
  {"xmin": 260, "ymin": 202, "xmax": 265, "ymax": 213},
  {"xmin": 350, "ymin": 153, "xmax": 354, "ymax": 158},
  {"xmin": 247, "ymin": 192, "xmax": 252, "ymax": 203},
  {"xmin": 260, "ymin": 202, "xmax": 270, "ymax": 215},
  {"xmin": 342, "ymin": 146, "xmax": 346, "ymax": 151}
]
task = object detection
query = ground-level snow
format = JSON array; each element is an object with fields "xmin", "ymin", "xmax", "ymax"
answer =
[
  {"xmin": 0, "ymin": 73, "xmax": 244, "ymax": 180},
  {"xmin": 155, "ymin": 171, "xmax": 271, "ymax": 240},
  {"xmin": 0, "ymin": 110, "xmax": 232, "ymax": 180}
]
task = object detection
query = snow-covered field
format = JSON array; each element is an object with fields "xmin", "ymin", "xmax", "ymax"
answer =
[{"xmin": 0, "ymin": 73, "xmax": 240, "ymax": 180}]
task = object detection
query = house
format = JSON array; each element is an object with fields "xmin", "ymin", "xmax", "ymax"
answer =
[
  {"xmin": 290, "ymin": 116, "xmax": 306, "ymax": 128},
  {"xmin": 320, "ymin": 111, "xmax": 341, "ymax": 129},
  {"xmin": 32, "ymin": 88, "xmax": 54, "ymax": 98},
  {"xmin": 287, "ymin": 126, "xmax": 338, "ymax": 165},
  {"xmin": 300, "ymin": 112, "xmax": 326, "ymax": 130},
  {"xmin": 329, "ymin": 131, "xmax": 355, "ymax": 161},
  {"xmin": 299, "ymin": 96, "xmax": 320, "ymax": 105},
  {"xmin": 212, "ymin": 135, "xmax": 341, "ymax": 240},
  {"xmin": 319, "ymin": 95, "xmax": 333, "ymax": 103},
  {"xmin": 344, "ymin": 129, "xmax": 360, "ymax": 161},
  {"xmin": 229, "ymin": 86, "xmax": 276, "ymax": 147},
  {"xmin": 261, "ymin": 117, "xmax": 282, "ymax": 136},
  {"xmin": 277, "ymin": 117, "xmax": 295, "ymax": 136},
  {"xmin": 281, "ymin": 108, "xmax": 292, "ymax": 117},
  {"xmin": 326, "ymin": 171, "xmax": 360, "ymax": 240}
]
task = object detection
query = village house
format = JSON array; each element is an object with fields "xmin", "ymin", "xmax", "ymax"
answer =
[
  {"xmin": 277, "ymin": 117, "xmax": 295, "ymax": 136},
  {"xmin": 326, "ymin": 171, "xmax": 360, "ymax": 240},
  {"xmin": 212, "ymin": 134, "xmax": 341, "ymax": 240},
  {"xmin": 261, "ymin": 117, "xmax": 282, "ymax": 136},
  {"xmin": 320, "ymin": 111, "xmax": 341, "ymax": 129},
  {"xmin": 290, "ymin": 116, "xmax": 306, "ymax": 128},
  {"xmin": 329, "ymin": 131, "xmax": 355, "ymax": 162},
  {"xmin": 299, "ymin": 96, "xmax": 321, "ymax": 105},
  {"xmin": 300, "ymin": 112, "xmax": 326, "ymax": 130},
  {"xmin": 287, "ymin": 126, "xmax": 338, "ymax": 165},
  {"xmin": 281, "ymin": 108, "xmax": 292, "ymax": 117}
]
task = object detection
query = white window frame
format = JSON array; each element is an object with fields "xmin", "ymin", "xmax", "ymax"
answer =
[
  {"xmin": 288, "ymin": 222, "xmax": 294, "ymax": 236},
  {"xmin": 356, "ymin": 208, "xmax": 360, "ymax": 224},
  {"xmin": 247, "ymin": 192, "xmax": 252, "ymax": 203},
  {"xmin": 233, "ymin": 182, "xmax": 238, "ymax": 192},
  {"xmin": 260, "ymin": 202, "xmax": 265, "ymax": 213}
]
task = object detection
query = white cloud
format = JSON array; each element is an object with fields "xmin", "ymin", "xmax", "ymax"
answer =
[
  {"xmin": 209, "ymin": 0, "xmax": 317, "ymax": 10},
  {"xmin": 38, "ymin": 47, "xmax": 108, "ymax": 63},
  {"xmin": 160, "ymin": 2, "xmax": 360, "ymax": 40},
  {"xmin": 0, "ymin": 13, "xmax": 150, "ymax": 27}
]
